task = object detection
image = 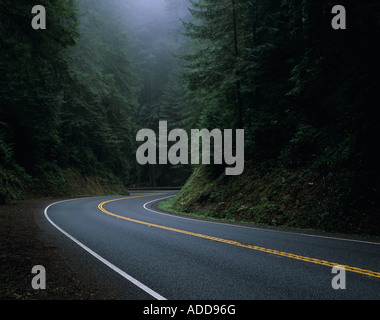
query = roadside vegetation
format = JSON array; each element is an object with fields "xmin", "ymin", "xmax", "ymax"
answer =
[
  {"xmin": 159, "ymin": 164, "xmax": 380, "ymax": 237},
  {"xmin": 1, "ymin": 1, "xmax": 379, "ymax": 236}
]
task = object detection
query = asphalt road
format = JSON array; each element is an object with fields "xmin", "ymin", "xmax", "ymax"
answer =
[{"xmin": 42, "ymin": 191, "xmax": 380, "ymax": 300}]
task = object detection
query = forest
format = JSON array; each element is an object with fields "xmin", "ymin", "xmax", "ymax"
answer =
[{"xmin": 1, "ymin": 0, "xmax": 379, "ymax": 235}]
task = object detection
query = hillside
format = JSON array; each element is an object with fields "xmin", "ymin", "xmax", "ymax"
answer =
[
  {"xmin": 0, "ymin": 165, "xmax": 129, "ymax": 204},
  {"xmin": 160, "ymin": 163, "xmax": 380, "ymax": 237}
]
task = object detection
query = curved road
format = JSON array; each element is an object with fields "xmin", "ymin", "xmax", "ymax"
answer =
[{"xmin": 42, "ymin": 191, "xmax": 380, "ymax": 300}]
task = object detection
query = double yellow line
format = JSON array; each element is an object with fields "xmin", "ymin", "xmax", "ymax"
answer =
[{"xmin": 98, "ymin": 194, "xmax": 380, "ymax": 279}]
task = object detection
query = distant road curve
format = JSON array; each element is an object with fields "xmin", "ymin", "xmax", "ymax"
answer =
[{"xmin": 44, "ymin": 191, "xmax": 380, "ymax": 300}]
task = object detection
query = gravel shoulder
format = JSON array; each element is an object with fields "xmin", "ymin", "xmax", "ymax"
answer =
[{"xmin": 0, "ymin": 198, "xmax": 118, "ymax": 300}]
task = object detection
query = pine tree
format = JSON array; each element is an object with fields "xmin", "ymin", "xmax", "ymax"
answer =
[{"xmin": 181, "ymin": 0, "xmax": 245, "ymax": 129}]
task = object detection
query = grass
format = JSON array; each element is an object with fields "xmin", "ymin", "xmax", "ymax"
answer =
[
  {"xmin": 156, "ymin": 197, "xmax": 234, "ymax": 222},
  {"xmin": 156, "ymin": 192, "xmax": 380, "ymax": 243},
  {"xmin": 156, "ymin": 164, "xmax": 380, "ymax": 238}
]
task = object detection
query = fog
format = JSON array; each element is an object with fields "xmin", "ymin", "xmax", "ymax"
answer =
[
  {"xmin": 103, "ymin": 0, "xmax": 192, "ymax": 111},
  {"xmin": 76, "ymin": 0, "xmax": 192, "ymax": 124},
  {"xmin": 104, "ymin": 0, "xmax": 190, "ymax": 39}
]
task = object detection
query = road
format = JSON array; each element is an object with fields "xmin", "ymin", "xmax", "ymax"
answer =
[{"xmin": 43, "ymin": 191, "xmax": 380, "ymax": 300}]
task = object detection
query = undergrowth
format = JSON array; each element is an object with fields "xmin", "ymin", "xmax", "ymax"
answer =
[{"xmin": 158, "ymin": 164, "xmax": 380, "ymax": 237}]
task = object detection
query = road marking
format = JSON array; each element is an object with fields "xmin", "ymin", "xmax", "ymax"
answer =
[
  {"xmin": 44, "ymin": 198, "xmax": 167, "ymax": 300},
  {"xmin": 99, "ymin": 195, "xmax": 380, "ymax": 279},
  {"xmin": 143, "ymin": 196, "xmax": 380, "ymax": 246}
]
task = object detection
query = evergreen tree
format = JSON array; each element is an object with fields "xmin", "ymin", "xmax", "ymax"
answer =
[
  {"xmin": 181, "ymin": 0, "xmax": 244, "ymax": 129},
  {"xmin": 0, "ymin": 0, "xmax": 78, "ymax": 172},
  {"xmin": 59, "ymin": 0, "xmax": 140, "ymax": 184}
]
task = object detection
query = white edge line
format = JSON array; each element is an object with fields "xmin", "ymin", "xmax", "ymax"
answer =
[
  {"xmin": 143, "ymin": 195, "xmax": 380, "ymax": 246},
  {"xmin": 44, "ymin": 198, "xmax": 167, "ymax": 301}
]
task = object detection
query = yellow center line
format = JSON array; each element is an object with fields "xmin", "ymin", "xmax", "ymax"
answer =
[{"xmin": 98, "ymin": 195, "xmax": 380, "ymax": 279}]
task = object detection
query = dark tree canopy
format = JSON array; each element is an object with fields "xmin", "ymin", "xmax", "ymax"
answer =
[{"xmin": 1, "ymin": 0, "xmax": 379, "ymax": 234}]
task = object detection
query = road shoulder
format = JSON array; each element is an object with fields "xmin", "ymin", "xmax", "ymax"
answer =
[{"xmin": 0, "ymin": 198, "xmax": 116, "ymax": 299}]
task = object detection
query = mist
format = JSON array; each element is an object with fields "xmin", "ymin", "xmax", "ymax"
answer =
[
  {"xmin": 111, "ymin": 0, "xmax": 192, "ymax": 121},
  {"xmin": 78, "ymin": 0, "xmax": 194, "ymax": 186}
]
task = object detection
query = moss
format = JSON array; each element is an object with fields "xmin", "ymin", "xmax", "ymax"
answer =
[{"xmin": 159, "ymin": 164, "xmax": 380, "ymax": 236}]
